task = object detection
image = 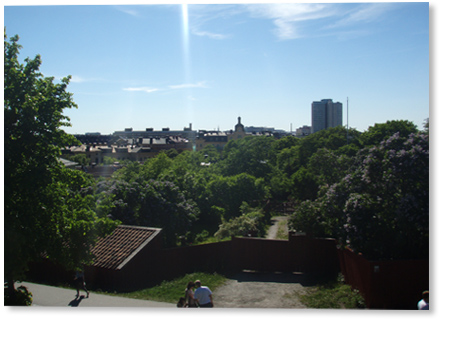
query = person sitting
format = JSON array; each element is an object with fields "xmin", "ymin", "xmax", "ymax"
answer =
[
  {"xmin": 417, "ymin": 290, "xmax": 429, "ymax": 310},
  {"xmin": 184, "ymin": 281, "xmax": 197, "ymax": 307},
  {"xmin": 193, "ymin": 280, "xmax": 213, "ymax": 308}
]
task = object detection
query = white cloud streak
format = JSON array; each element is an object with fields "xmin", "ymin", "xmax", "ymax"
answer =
[
  {"xmin": 114, "ymin": 6, "xmax": 140, "ymax": 17},
  {"xmin": 169, "ymin": 81, "xmax": 207, "ymax": 90},
  {"xmin": 326, "ymin": 3, "xmax": 395, "ymax": 29},
  {"xmin": 245, "ymin": 3, "xmax": 336, "ymax": 40},
  {"xmin": 191, "ymin": 29, "xmax": 230, "ymax": 40},
  {"xmin": 123, "ymin": 81, "xmax": 208, "ymax": 93},
  {"xmin": 123, "ymin": 87, "xmax": 159, "ymax": 93},
  {"xmin": 188, "ymin": 3, "xmax": 398, "ymax": 41}
]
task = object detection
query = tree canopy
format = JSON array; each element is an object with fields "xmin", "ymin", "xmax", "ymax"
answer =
[
  {"xmin": 289, "ymin": 130, "xmax": 429, "ymax": 260},
  {"xmin": 4, "ymin": 33, "xmax": 118, "ymax": 297}
]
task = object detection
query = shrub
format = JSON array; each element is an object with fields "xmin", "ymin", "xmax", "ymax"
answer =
[
  {"xmin": 215, "ymin": 204, "xmax": 269, "ymax": 239},
  {"xmin": 299, "ymin": 275, "xmax": 365, "ymax": 309},
  {"xmin": 4, "ymin": 285, "xmax": 33, "ymax": 306}
]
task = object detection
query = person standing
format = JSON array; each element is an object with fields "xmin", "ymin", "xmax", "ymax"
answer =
[
  {"xmin": 417, "ymin": 290, "xmax": 429, "ymax": 310},
  {"xmin": 194, "ymin": 280, "xmax": 213, "ymax": 308}
]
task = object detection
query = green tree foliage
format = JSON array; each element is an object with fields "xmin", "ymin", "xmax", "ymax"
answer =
[
  {"xmin": 290, "ymin": 130, "xmax": 429, "ymax": 260},
  {"xmin": 291, "ymin": 167, "xmax": 320, "ymax": 201},
  {"xmin": 95, "ymin": 119, "xmax": 427, "ymax": 253},
  {"xmin": 4, "ymin": 33, "xmax": 118, "ymax": 297},
  {"xmin": 220, "ymin": 136, "xmax": 276, "ymax": 179},
  {"xmin": 214, "ymin": 203, "xmax": 269, "ymax": 239},
  {"xmin": 277, "ymin": 126, "xmax": 362, "ymax": 177},
  {"xmin": 63, "ymin": 153, "xmax": 89, "ymax": 166},
  {"xmin": 206, "ymin": 173, "xmax": 269, "ymax": 220},
  {"xmin": 360, "ymin": 120, "xmax": 418, "ymax": 147},
  {"xmin": 97, "ymin": 179, "xmax": 199, "ymax": 247}
]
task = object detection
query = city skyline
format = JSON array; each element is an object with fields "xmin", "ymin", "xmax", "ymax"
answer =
[{"xmin": 4, "ymin": 1, "xmax": 429, "ymax": 134}]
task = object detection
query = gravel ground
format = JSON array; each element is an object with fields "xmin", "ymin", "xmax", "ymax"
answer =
[
  {"xmin": 212, "ymin": 216, "xmax": 312, "ymax": 309},
  {"xmin": 213, "ymin": 270, "xmax": 313, "ymax": 308}
]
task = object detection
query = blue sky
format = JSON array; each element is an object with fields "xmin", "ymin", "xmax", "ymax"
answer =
[{"xmin": 4, "ymin": 2, "xmax": 430, "ymax": 134}]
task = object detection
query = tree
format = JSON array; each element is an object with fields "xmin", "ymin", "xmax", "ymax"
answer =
[
  {"xmin": 4, "ymin": 33, "xmax": 117, "ymax": 300},
  {"xmin": 206, "ymin": 173, "xmax": 269, "ymax": 220},
  {"xmin": 214, "ymin": 203, "xmax": 269, "ymax": 239},
  {"xmin": 276, "ymin": 126, "xmax": 362, "ymax": 177},
  {"xmin": 64, "ymin": 153, "xmax": 89, "ymax": 166},
  {"xmin": 290, "ymin": 130, "xmax": 429, "ymax": 260},
  {"xmin": 360, "ymin": 120, "xmax": 418, "ymax": 147},
  {"xmin": 220, "ymin": 136, "xmax": 276, "ymax": 179},
  {"xmin": 97, "ymin": 179, "xmax": 199, "ymax": 247}
]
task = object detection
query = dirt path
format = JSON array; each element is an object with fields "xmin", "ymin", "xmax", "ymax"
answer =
[
  {"xmin": 266, "ymin": 216, "xmax": 289, "ymax": 239},
  {"xmin": 213, "ymin": 270, "xmax": 313, "ymax": 308},
  {"xmin": 213, "ymin": 216, "xmax": 312, "ymax": 309}
]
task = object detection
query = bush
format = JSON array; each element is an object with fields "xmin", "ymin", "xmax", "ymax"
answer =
[
  {"xmin": 290, "ymin": 131, "xmax": 429, "ymax": 260},
  {"xmin": 299, "ymin": 275, "xmax": 365, "ymax": 309},
  {"xmin": 4, "ymin": 285, "xmax": 33, "ymax": 306},
  {"xmin": 214, "ymin": 204, "xmax": 269, "ymax": 239}
]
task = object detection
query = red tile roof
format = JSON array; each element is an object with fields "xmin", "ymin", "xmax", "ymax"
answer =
[{"xmin": 91, "ymin": 225, "xmax": 161, "ymax": 270}]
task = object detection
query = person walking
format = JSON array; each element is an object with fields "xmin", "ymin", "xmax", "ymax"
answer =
[
  {"xmin": 193, "ymin": 280, "xmax": 213, "ymax": 308},
  {"xmin": 74, "ymin": 268, "xmax": 89, "ymax": 299}
]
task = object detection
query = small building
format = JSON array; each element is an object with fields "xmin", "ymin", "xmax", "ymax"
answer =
[{"xmin": 85, "ymin": 225, "xmax": 163, "ymax": 291}]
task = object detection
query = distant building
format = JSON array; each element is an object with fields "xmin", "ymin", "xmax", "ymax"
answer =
[
  {"xmin": 113, "ymin": 124, "xmax": 196, "ymax": 143},
  {"xmin": 228, "ymin": 116, "xmax": 246, "ymax": 141},
  {"xmin": 196, "ymin": 131, "xmax": 229, "ymax": 151},
  {"xmin": 196, "ymin": 117, "xmax": 247, "ymax": 151},
  {"xmin": 63, "ymin": 134, "xmax": 191, "ymax": 166},
  {"xmin": 67, "ymin": 117, "xmax": 290, "ymax": 171},
  {"xmin": 245, "ymin": 126, "xmax": 275, "ymax": 134},
  {"xmin": 296, "ymin": 125, "xmax": 312, "ymax": 138},
  {"xmin": 311, "ymin": 99, "xmax": 343, "ymax": 133}
]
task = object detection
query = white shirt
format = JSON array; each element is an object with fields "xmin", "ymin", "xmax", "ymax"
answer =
[
  {"xmin": 194, "ymin": 286, "xmax": 212, "ymax": 305},
  {"xmin": 417, "ymin": 299, "xmax": 429, "ymax": 310}
]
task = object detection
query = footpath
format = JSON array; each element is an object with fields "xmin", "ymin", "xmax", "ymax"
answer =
[{"xmin": 17, "ymin": 282, "xmax": 174, "ymax": 307}]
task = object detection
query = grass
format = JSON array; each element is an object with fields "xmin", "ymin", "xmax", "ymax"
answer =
[
  {"xmin": 105, "ymin": 272, "xmax": 228, "ymax": 304},
  {"xmin": 297, "ymin": 274, "xmax": 366, "ymax": 309}
]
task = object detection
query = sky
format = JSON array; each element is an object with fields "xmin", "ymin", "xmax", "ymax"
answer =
[{"xmin": 4, "ymin": 1, "xmax": 430, "ymax": 135}]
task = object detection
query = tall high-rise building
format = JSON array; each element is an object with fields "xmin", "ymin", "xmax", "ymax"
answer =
[{"xmin": 311, "ymin": 99, "xmax": 343, "ymax": 133}]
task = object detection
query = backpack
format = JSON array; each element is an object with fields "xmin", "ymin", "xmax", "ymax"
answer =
[{"xmin": 177, "ymin": 297, "xmax": 186, "ymax": 308}]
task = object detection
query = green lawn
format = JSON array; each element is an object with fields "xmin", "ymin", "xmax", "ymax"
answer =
[{"xmin": 105, "ymin": 272, "xmax": 228, "ymax": 304}]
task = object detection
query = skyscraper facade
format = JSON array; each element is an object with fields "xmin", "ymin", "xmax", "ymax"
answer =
[{"xmin": 311, "ymin": 99, "xmax": 343, "ymax": 133}]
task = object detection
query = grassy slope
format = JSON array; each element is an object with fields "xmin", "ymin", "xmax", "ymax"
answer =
[{"xmin": 109, "ymin": 272, "xmax": 228, "ymax": 304}]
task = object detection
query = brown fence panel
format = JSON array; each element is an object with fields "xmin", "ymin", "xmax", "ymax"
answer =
[
  {"xmin": 153, "ymin": 241, "xmax": 233, "ymax": 283},
  {"xmin": 289, "ymin": 235, "xmax": 340, "ymax": 274},
  {"xmin": 230, "ymin": 237, "xmax": 291, "ymax": 272},
  {"xmin": 338, "ymin": 248, "xmax": 429, "ymax": 309},
  {"xmin": 84, "ymin": 234, "xmax": 341, "ymax": 292}
]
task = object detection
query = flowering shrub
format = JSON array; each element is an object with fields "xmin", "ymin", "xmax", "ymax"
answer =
[{"xmin": 291, "ymin": 131, "xmax": 429, "ymax": 260}]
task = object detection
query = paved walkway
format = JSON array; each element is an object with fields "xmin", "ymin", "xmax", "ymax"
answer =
[{"xmin": 18, "ymin": 282, "xmax": 174, "ymax": 307}]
